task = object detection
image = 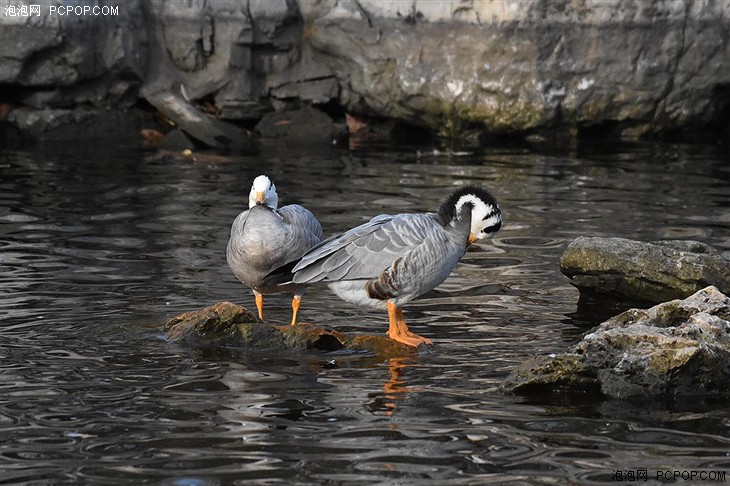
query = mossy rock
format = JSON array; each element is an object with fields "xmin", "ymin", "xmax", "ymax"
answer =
[
  {"xmin": 164, "ymin": 302, "xmax": 418, "ymax": 357},
  {"xmin": 560, "ymin": 237, "xmax": 730, "ymax": 303},
  {"xmin": 499, "ymin": 354, "xmax": 601, "ymax": 396},
  {"xmin": 502, "ymin": 287, "xmax": 730, "ymax": 400}
]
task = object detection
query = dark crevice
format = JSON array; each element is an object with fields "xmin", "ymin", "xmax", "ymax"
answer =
[
  {"xmin": 312, "ymin": 100, "xmax": 346, "ymax": 121},
  {"xmin": 576, "ymin": 120, "xmax": 621, "ymax": 139},
  {"xmin": 0, "ymin": 83, "xmax": 25, "ymax": 103},
  {"xmin": 704, "ymin": 83, "xmax": 730, "ymax": 134}
]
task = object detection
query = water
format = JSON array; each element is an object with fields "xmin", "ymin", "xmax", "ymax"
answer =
[{"xmin": 1, "ymin": 139, "xmax": 729, "ymax": 484}]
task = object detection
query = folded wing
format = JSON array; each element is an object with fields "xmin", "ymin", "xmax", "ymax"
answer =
[{"xmin": 292, "ymin": 213, "xmax": 442, "ymax": 284}]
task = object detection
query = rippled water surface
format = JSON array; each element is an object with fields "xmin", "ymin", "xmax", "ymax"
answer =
[{"xmin": 1, "ymin": 139, "xmax": 729, "ymax": 484}]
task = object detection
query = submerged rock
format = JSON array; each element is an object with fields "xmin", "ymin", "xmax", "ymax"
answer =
[
  {"xmin": 501, "ymin": 286, "xmax": 730, "ymax": 400},
  {"xmin": 560, "ymin": 237, "xmax": 730, "ymax": 303},
  {"xmin": 165, "ymin": 301, "xmax": 416, "ymax": 357},
  {"xmin": 156, "ymin": 128, "xmax": 195, "ymax": 152}
]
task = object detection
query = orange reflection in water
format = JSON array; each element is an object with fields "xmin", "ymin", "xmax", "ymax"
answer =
[{"xmin": 382, "ymin": 357, "xmax": 423, "ymax": 417}]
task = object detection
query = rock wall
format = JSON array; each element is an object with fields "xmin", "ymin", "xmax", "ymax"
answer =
[
  {"xmin": 0, "ymin": 0, "xmax": 146, "ymax": 137},
  {"xmin": 1, "ymin": 0, "xmax": 728, "ymax": 141},
  {"xmin": 302, "ymin": 0, "xmax": 730, "ymax": 137}
]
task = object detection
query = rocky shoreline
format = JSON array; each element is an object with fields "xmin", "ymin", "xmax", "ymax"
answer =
[
  {"xmin": 501, "ymin": 286, "xmax": 730, "ymax": 400},
  {"xmin": 500, "ymin": 238, "xmax": 730, "ymax": 400},
  {"xmin": 2, "ymin": 0, "xmax": 728, "ymax": 146}
]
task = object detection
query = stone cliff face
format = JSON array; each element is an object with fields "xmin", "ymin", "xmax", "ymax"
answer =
[
  {"xmin": 303, "ymin": 0, "xmax": 730, "ymax": 137},
  {"xmin": 1, "ymin": 0, "xmax": 728, "ymax": 141},
  {"xmin": 0, "ymin": 0, "xmax": 146, "ymax": 136}
]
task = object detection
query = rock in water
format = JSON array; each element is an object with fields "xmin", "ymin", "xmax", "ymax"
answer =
[
  {"xmin": 560, "ymin": 237, "xmax": 730, "ymax": 303},
  {"xmin": 501, "ymin": 286, "xmax": 730, "ymax": 400},
  {"xmin": 254, "ymin": 106, "xmax": 347, "ymax": 145},
  {"xmin": 164, "ymin": 301, "xmax": 417, "ymax": 357}
]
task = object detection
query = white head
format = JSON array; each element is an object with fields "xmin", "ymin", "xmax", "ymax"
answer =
[
  {"xmin": 248, "ymin": 175, "xmax": 278, "ymax": 209},
  {"xmin": 439, "ymin": 186, "xmax": 502, "ymax": 245}
]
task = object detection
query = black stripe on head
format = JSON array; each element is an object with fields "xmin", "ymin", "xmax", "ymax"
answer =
[
  {"xmin": 483, "ymin": 219, "xmax": 502, "ymax": 234},
  {"xmin": 438, "ymin": 185, "xmax": 500, "ymax": 225}
]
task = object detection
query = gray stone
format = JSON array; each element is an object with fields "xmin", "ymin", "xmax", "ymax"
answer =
[
  {"xmin": 20, "ymin": 79, "xmax": 138, "ymax": 110},
  {"xmin": 270, "ymin": 77, "xmax": 339, "ymax": 104},
  {"xmin": 560, "ymin": 237, "xmax": 730, "ymax": 303},
  {"xmin": 7, "ymin": 107, "xmax": 79, "ymax": 134},
  {"xmin": 266, "ymin": 59, "xmax": 339, "ymax": 104},
  {"xmin": 158, "ymin": 128, "xmax": 195, "ymax": 152},
  {"xmin": 0, "ymin": 7, "xmax": 63, "ymax": 83},
  {"xmin": 152, "ymin": 0, "xmax": 256, "ymax": 100},
  {"xmin": 0, "ymin": 0, "xmax": 146, "ymax": 136},
  {"xmin": 249, "ymin": 0, "xmax": 297, "ymax": 41},
  {"xmin": 140, "ymin": 1, "xmax": 258, "ymax": 153},
  {"xmin": 255, "ymin": 105, "xmax": 346, "ymax": 145},
  {"xmin": 6, "ymin": 106, "xmax": 150, "ymax": 140},
  {"xmin": 501, "ymin": 286, "xmax": 730, "ymax": 399},
  {"xmin": 219, "ymin": 100, "xmax": 272, "ymax": 122},
  {"xmin": 1, "ymin": 1, "xmax": 145, "ymax": 86}
]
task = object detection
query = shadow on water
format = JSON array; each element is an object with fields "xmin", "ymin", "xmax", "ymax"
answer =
[{"xmin": 1, "ymin": 139, "xmax": 729, "ymax": 484}]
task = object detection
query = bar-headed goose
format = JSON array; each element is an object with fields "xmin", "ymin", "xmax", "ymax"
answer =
[
  {"xmin": 289, "ymin": 185, "xmax": 501, "ymax": 347},
  {"xmin": 227, "ymin": 175, "xmax": 323, "ymax": 325}
]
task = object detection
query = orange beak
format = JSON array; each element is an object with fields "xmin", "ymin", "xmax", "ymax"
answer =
[
  {"xmin": 255, "ymin": 191, "xmax": 266, "ymax": 204},
  {"xmin": 467, "ymin": 233, "xmax": 477, "ymax": 245}
]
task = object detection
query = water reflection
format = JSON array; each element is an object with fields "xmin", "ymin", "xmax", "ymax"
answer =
[
  {"xmin": 1, "ymin": 140, "xmax": 729, "ymax": 483},
  {"xmin": 365, "ymin": 357, "xmax": 423, "ymax": 418}
]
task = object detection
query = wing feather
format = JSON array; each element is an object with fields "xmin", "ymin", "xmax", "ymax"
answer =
[
  {"xmin": 292, "ymin": 213, "xmax": 443, "ymax": 284},
  {"xmin": 277, "ymin": 204, "xmax": 324, "ymax": 261}
]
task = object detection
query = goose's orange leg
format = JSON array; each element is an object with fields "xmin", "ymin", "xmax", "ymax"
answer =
[
  {"xmin": 254, "ymin": 292, "xmax": 264, "ymax": 321},
  {"xmin": 386, "ymin": 301, "xmax": 432, "ymax": 347},
  {"xmin": 290, "ymin": 295, "xmax": 301, "ymax": 326}
]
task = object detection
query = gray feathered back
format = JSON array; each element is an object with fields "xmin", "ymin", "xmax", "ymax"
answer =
[{"xmin": 227, "ymin": 203, "xmax": 323, "ymax": 292}]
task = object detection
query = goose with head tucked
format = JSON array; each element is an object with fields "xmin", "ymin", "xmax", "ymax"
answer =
[
  {"xmin": 285, "ymin": 185, "xmax": 502, "ymax": 347},
  {"xmin": 227, "ymin": 175, "xmax": 323, "ymax": 325}
]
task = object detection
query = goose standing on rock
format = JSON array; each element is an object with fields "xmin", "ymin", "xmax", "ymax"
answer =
[
  {"xmin": 227, "ymin": 175, "xmax": 323, "ymax": 325},
  {"xmin": 286, "ymin": 185, "xmax": 502, "ymax": 347}
]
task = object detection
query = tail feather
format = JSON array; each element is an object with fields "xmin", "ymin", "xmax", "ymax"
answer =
[{"xmin": 259, "ymin": 259, "xmax": 299, "ymax": 288}]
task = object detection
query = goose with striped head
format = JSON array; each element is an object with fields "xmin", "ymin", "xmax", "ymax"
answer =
[{"xmin": 287, "ymin": 185, "xmax": 502, "ymax": 347}]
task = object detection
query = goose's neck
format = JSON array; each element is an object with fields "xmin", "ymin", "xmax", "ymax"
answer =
[{"xmin": 446, "ymin": 212, "xmax": 472, "ymax": 245}]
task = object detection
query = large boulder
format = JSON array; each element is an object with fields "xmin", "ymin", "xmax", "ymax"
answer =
[
  {"xmin": 501, "ymin": 286, "xmax": 730, "ymax": 400},
  {"xmin": 560, "ymin": 237, "xmax": 730, "ymax": 303},
  {"xmin": 254, "ymin": 105, "xmax": 347, "ymax": 145}
]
